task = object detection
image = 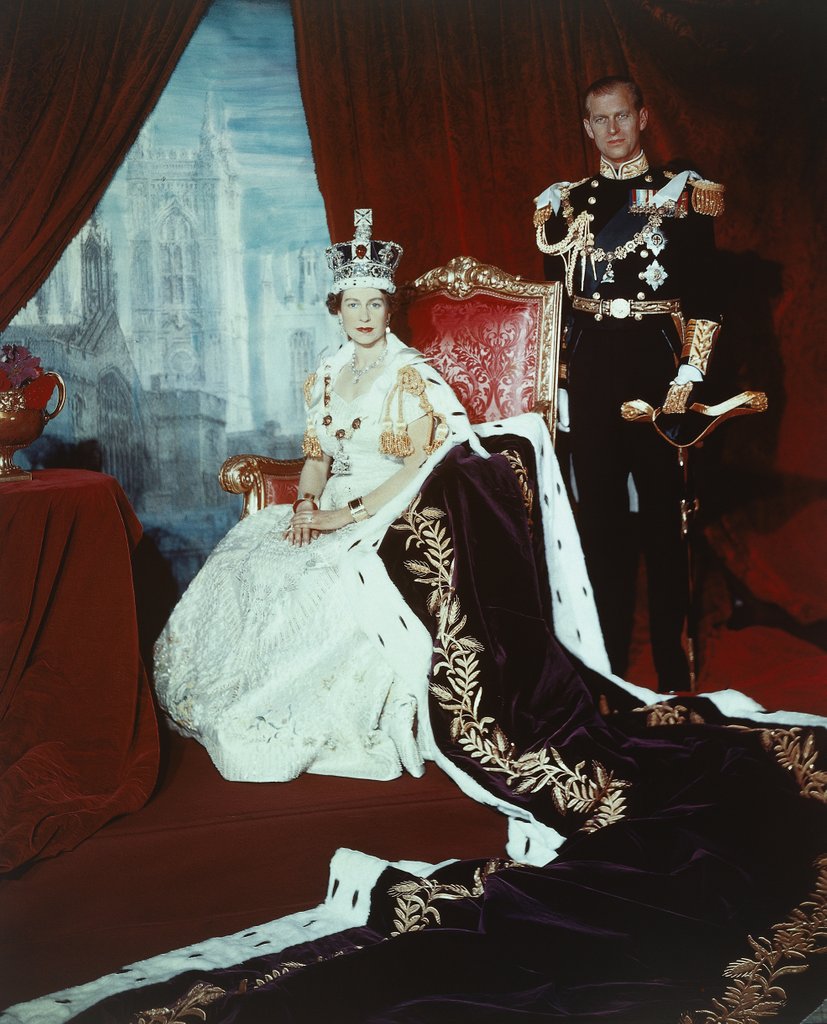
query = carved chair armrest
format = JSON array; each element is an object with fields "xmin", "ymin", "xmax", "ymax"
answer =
[{"xmin": 219, "ymin": 454, "xmax": 304, "ymax": 519}]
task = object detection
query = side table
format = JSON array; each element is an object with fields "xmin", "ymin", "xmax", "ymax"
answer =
[{"xmin": 0, "ymin": 470, "xmax": 159, "ymax": 872}]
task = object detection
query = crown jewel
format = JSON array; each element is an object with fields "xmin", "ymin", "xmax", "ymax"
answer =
[{"xmin": 325, "ymin": 209, "xmax": 403, "ymax": 294}]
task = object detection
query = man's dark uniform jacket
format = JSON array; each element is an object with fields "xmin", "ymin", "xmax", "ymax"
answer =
[{"xmin": 534, "ymin": 151, "xmax": 724, "ymax": 690}]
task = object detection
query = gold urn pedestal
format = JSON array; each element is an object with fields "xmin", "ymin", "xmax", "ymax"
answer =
[
  {"xmin": 0, "ymin": 459, "xmax": 33, "ymax": 482},
  {"xmin": 0, "ymin": 373, "xmax": 67, "ymax": 482}
]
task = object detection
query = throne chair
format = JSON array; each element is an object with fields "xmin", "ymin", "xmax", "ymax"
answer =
[{"xmin": 219, "ymin": 256, "xmax": 562, "ymax": 516}]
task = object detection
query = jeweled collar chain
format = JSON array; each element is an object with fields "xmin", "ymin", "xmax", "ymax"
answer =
[{"xmin": 599, "ymin": 150, "xmax": 649, "ymax": 180}]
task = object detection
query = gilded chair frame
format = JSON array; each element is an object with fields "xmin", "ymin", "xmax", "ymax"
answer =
[{"xmin": 219, "ymin": 454, "xmax": 304, "ymax": 518}]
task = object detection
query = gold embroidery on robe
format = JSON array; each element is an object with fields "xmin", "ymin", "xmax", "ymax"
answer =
[
  {"xmin": 392, "ymin": 496, "xmax": 630, "ymax": 831},
  {"xmin": 134, "ymin": 981, "xmax": 226, "ymax": 1024},
  {"xmin": 252, "ymin": 961, "xmax": 306, "ymax": 986},
  {"xmin": 683, "ymin": 854, "xmax": 827, "ymax": 1024},
  {"xmin": 502, "ymin": 449, "xmax": 534, "ymax": 531},
  {"xmin": 631, "ymin": 702, "xmax": 706, "ymax": 727},
  {"xmin": 389, "ymin": 859, "xmax": 512, "ymax": 935},
  {"xmin": 684, "ymin": 729, "xmax": 827, "ymax": 1023},
  {"xmin": 761, "ymin": 727, "xmax": 827, "ymax": 803}
]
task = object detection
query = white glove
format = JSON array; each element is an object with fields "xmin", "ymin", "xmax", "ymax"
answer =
[
  {"xmin": 556, "ymin": 387, "xmax": 570, "ymax": 432},
  {"xmin": 662, "ymin": 364, "xmax": 703, "ymax": 415},
  {"xmin": 672, "ymin": 363, "xmax": 704, "ymax": 386}
]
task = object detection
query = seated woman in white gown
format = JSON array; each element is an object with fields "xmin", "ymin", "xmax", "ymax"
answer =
[{"xmin": 153, "ymin": 210, "xmax": 483, "ymax": 783}]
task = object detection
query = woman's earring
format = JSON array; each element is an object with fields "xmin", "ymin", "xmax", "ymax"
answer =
[{"xmin": 338, "ymin": 316, "xmax": 348, "ymax": 340}]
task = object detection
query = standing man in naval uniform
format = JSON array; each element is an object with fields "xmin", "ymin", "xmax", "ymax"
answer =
[{"xmin": 534, "ymin": 75, "xmax": 725, "ymax": 691}]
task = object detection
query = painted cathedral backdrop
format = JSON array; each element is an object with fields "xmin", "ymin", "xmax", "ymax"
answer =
[{"xmin": 2, "ymin": 0, "xmax": 336, "ymax": 588}]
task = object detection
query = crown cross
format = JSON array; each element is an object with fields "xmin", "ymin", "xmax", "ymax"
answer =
[{"xmin": 325, "ymin": 209, "xmax": 403, "ymax": 294}]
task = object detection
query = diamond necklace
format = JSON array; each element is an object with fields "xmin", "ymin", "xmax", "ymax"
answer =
[{"xmin": 351, "ymin": 342, "xmax": 387, "ymax": 383}]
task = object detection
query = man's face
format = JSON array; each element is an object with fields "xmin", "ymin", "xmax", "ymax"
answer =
[{"xmin": 583, "ymin": 86, "xmax": 648, "ymax": 168}]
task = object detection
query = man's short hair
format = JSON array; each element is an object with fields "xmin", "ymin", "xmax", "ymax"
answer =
[{"xmin": 583, "ymin": 76, "xmax": 644, "ymax": 116}]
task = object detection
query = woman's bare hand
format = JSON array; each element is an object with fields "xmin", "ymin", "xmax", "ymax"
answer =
[{"xmin": 284, "ymin": 506, "xmax": 349, "ymax": 545}]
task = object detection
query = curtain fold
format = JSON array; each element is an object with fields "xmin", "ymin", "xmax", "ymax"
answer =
[
  {"xmin": 0, "ymin": 0, "xmax": 212, "ymax": 331},
  {"xmin": 291, "ymin": 0, "xmax": 826, "ymax": 480}
]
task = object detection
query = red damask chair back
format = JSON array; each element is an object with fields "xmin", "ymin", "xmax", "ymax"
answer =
[
  {"xmin": 220, "ymin": 256, "xmax": 562, "ymax": 517},
  {"xmin": 405, "ymin": 256, "xmax": 562, "ymax": 439}
]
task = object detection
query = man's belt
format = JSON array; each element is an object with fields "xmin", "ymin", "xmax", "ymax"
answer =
[{"xmin": 572, "ymin": 296, "xmax": 682, "ymax": 321}]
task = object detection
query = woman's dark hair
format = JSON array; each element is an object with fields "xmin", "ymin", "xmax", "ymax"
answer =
[{"xmin": 326, "ymin": 289, "xmax": 399, "ymax": 316}]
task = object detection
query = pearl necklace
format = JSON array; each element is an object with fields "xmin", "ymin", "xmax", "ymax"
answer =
[{"xmin": 351, "ymin": 342, "xmax": 387, "ymax": 383}]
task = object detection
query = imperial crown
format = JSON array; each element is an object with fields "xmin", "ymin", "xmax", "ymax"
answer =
[{"xmin": 325, "ymin": 209, "xmax": 403, "ymax": 294}]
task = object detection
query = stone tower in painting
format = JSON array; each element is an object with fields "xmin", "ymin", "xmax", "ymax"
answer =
[
  {"xmin": 251, "ymin": 244, "xmax": 332, "ymax": 441},
  {"xmin": 2, "ymin": 218, "xmax": 150, "ymax": 501},
  {"xmin": 125, "ymin": 94, "xmax": 252, "ymax": 433}
]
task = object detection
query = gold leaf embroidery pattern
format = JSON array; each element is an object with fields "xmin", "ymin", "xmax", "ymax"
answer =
[
  {"xmin": 631, "ymin": 702, "xmax": 706, "ymax": 727},
  {"xmin": 302, "ymin": 371, "xmax": 317, "ymax": 408},
  {"xmin": 760, "ymin": 728, "xmax": 827, "ymax": 803},
  {"xmin": 389, "ymin": 859, "xmax": 510, "ymax": 935},
  {"xmin": 133, "ymin": 982, "xmax": 226, "ymax": 1024},
  {"xmin": 253, "ymin": 961, "xmax": 306, "ymax": 986},
  {"xmin": 250, "ymin": 948, "xmax": 359, "ymax": 987},
  {"xmin": 685, "ymin": 854, "xmax": 827, "ymax": 1024},
  {"xmin": 392, "ymin": 497, "xmax": 630, "ymax": 832},
  {"xmin": 501, "ymin": 449, "xmax": 534, "ymax": 530}
]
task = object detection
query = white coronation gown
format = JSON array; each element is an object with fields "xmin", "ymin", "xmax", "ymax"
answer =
[{"xmin": 153, "ymin": 336, "xmax": 471, "ymax": 783}]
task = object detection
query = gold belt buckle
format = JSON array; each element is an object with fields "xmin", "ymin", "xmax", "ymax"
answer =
[{"xmin": 609, "ymin": 298, "xmax": 631, "ymax": 319}]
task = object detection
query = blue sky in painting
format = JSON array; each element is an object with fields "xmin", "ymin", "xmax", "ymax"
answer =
[{"xmin": 102, "ymin": 0, "xmax": 330, "ymax": 261}]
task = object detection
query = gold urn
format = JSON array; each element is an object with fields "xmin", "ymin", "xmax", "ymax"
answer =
[{"xmin": 0, "ymin": 372, "xmax": 66, "ymax": 481}]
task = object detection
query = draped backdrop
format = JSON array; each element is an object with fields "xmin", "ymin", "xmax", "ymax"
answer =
[
  {"xmin": 290, "ymin": 0, "xmax": 826, "ymax": 483},
  {"xmin": 0, "ymin": 0, "xmax": 212, "ymax": 333},
  {"xmin": 0, "ymin": 1, "xmax": 823, "ymax": 484}
]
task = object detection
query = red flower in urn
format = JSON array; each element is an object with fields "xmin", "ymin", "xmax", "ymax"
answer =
[
  {"xmin": 0, "ymin": 344, "xmax": 66, "ymax": 480},
  {"xmin": 0, "ymin": 345, "xmax": 57, "ymax": 409}
]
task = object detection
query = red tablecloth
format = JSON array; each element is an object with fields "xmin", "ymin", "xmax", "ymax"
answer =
[{"xmin": 0, "ymin": 470, "xmax": 159, "ymax": 872}]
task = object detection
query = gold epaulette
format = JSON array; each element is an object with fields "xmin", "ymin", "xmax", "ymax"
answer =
[
  {"xmin": 689, "ymin": 179, "xmax": 725, "ymax": 217},
  {"xmin": 533, "ymin": 205, "xmax": 552, "ymax": 228},
  {"xmin": 533, "ymin": 177, "xmax": 590, "ymax": 228}
]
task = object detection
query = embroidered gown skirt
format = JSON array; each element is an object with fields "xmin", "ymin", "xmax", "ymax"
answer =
[{"xmin": 154, "ymin": 389, "xmax": 426, "ymax": 783}]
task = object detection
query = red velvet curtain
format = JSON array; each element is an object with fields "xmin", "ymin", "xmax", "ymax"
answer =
[
  {"xmin": 291, "ymin": 0, "xmax": 826, "ymax": 481},
  {"xmin": 0, "ymin": 0, "xmax": 212, "ymax": 332}
]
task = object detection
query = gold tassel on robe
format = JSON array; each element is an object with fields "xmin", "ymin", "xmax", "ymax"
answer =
[
  {"xmin": 379, "ymin": 365, "xmax": 441, "ymax": 458},
  {"xmin": 302, "ymin": 423, "xmax": 323, "ymax": 459}
]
